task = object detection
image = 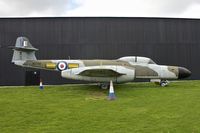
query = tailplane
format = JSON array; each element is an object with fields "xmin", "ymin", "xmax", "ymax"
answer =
[{"xmin": 11, "ymin": 37, "xmax": 38, "ymax": 63}]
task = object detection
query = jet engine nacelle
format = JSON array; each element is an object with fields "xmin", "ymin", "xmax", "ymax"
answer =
[
  {"xmin": 61, "ymin": 66, "xmax": 135, "ymax": 83},
  {"xmin": 115, "ymin": 66, "xmax": 135, "ymax": 83}
]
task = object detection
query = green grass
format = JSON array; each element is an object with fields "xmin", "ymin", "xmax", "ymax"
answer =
[{"xmin": 0, "ymin": 81, "xmax": 200, "ymax": 133}]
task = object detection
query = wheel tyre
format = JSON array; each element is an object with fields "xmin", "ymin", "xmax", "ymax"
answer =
[
  {"xmin": 160, "ymin": 82, "xmax": 166, "ymax": 87},
  {"xmin": 100, "ymin": 84, "xmax": 109, "ymax": 89}
]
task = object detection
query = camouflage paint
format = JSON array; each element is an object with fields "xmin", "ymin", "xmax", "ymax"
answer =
[{"xmin": 11, "ymin": 37, "xmax": 191, "ymax": 83}]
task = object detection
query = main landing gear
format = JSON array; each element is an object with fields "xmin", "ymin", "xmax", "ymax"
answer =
[
  {"xmin": 99, "ymin": 81, "xmax": 116, "ymax": 100},
  {"xmin": 99, "ymin": 83, "xmax": 110, "ymax": 89}
]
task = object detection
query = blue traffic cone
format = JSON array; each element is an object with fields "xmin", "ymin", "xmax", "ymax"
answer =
[
  {"xmin": 108, "ymin": 80, "xmax": 116, "ymax": 100},
  {"xmin": 39, "ymin": 79, "xmax": 43, "ymax": 90}
]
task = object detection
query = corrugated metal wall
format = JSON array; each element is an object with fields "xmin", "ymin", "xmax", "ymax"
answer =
[{"xmin": 0, "ymin": 17, "xmax": 199, "ymax": 85}]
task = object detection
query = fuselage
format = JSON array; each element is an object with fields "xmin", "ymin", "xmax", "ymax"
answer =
[{"xmin": 15, "ymin": 58, "xmax": 191, "ymax": 83}]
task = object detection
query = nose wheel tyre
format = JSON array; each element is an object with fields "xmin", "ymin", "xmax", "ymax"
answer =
[{"xmin": 160, "ymin": 80, "xmax": 169, "ymax": 87}]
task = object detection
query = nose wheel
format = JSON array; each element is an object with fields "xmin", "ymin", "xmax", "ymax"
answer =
[{"xmin": 160, "ymin": 80, "xmax": 169, "ymax": 87}]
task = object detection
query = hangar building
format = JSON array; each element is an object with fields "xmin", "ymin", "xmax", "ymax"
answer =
[{"xmin": 0, "ymin": 17, "xmax": 199, "ymax": 85}]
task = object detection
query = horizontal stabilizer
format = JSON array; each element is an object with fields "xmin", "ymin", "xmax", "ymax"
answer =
[{"xmin": 9, "ymin": 46, "xmax": 38, "ymax": 52}]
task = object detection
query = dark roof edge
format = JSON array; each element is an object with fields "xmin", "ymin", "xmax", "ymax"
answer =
[{"xmin": 0, "ymin": 16, "xmax": 199, "ymax": 20}]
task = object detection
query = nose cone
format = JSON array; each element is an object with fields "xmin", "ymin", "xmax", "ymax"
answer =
[{"xmin": 178, "ymin": 67, "xmax": 191, "ymax": 79}]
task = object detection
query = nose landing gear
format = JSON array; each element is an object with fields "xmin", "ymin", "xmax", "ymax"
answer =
[
  {"xmin": 151, "ymin": 79, "xmax": 170, "ymax": 87},
  {"xmin": 160, "ymin": 80, "xmax": 169, "ymax": 87}
]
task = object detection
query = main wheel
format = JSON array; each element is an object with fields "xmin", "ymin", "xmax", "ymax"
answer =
[{"xmin": 100, "ymin": 83, "xmax": 109, "ymax": 89}]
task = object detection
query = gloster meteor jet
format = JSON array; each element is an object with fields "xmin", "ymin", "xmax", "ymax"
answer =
[{"xmin": 11, "ymin": 37, "xmax": 191, "ymax": 89}]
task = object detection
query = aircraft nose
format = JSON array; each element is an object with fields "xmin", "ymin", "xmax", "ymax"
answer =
[{"xmin": 178, "ymin": 67, "xmax": 191, "ymax": 79}]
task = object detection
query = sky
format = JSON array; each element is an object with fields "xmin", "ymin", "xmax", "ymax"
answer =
[{"xmin": 0, "ymin": 0, "xmax": 200, "ymax": 18}]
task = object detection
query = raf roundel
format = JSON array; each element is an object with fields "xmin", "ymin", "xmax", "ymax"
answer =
[{"xmin": 57, "ymin": 61, "xmax": 68, "ymax": 71}]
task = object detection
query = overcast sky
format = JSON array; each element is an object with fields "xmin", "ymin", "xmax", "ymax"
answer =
[{"xmin": 0, "ymin": 0, "xmax": 200, "ymax": 18}]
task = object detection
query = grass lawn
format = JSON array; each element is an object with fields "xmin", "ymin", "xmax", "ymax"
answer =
[{"xmin": 0, "ymin": 80, "xmax": 200, "ymax": 133}]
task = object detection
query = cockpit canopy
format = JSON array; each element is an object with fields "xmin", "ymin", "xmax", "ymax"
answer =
[{"xmin": 118, "ymin": 56, "xmax": 156, "ymax": 64}]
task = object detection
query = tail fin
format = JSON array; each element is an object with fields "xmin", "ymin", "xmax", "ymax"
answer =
[{"xmin": 11, "ymin": 37, "xmax": 38, "ymax": 63}]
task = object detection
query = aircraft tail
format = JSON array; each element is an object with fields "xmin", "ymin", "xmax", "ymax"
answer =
[{"xmin": 11, "ymin": 37, "xmax": 38, "ymax": 63}]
